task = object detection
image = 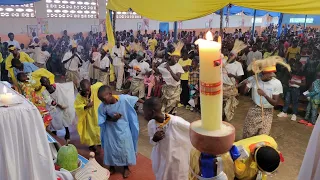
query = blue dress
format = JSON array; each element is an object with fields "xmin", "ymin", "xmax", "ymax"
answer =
[{"xmin": 98, "ymin": 95, "xmax": 139, "ymax": 166}]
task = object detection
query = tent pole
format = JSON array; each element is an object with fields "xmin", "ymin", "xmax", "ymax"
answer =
[
  {"xmin": 304, "ymin": 14, "xmax": 308, "ymax": 28},
  {"xmin": 251, "ymin": 9, "xmax": 256, "ymax": 39},
  {"xmin": 109, "ymin": 10, "xmax": 113, "ymax": 24},
  {"xmin": 112, "ymin": 11, "xmax": 116, "ymax": 37},
  {"xmin": 277, "ymin": 13, "xmax": 283, "ymax": 39},
  {"xmin": 174, "ymin": 21, "xmax": 178, "ymax": 41},
  {"xmin": 219, "ymin": 8, "xmax": 223, "ymax": 36}
]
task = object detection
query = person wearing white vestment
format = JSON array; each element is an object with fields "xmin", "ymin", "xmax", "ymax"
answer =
[
  {"xmin": 41, "ymin": 77, "xmax": 75, "ymax": 140},
  {"xmin": 298, "ymin": 115, "xmax": 320, "ymax": 180},
  {"xmin": 143, "ymin": 97, "xmax": 192, "ymax": 180}
]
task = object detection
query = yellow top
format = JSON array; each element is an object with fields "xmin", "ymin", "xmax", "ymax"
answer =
[
  {"xmin": 148, "ymin": 38, "xmax": 158, "ymax": 52},
  {"xmin": 287, "ymin": 47, "xmax": 300, "ymax": 60},
  {"xmin": 74, "ymin": 82, "xmax": 103, "ymax": 146},
  {"xmin": 263, "ymin": 52, "xmax": 272, "ymax": 59},
  {"xmin": 233, "ymin": 135, "xmax": 278, "ymax": 180},
  {"xmin": 178, "ymin": 58, "xmax": 192, "ymax": 80},
  {"xmin": 5, "ymin": 52, "xmax": 35, "ymax": 86},
  {"xmin": 31, "ymin": 68, "xmax": 55, "ymax": 94}
]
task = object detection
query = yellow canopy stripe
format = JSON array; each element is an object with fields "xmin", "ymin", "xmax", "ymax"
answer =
[
  {"xmin": 106, "ymin": 10, "xmax": 116, "ymax": 82},
  {"xmin": 107, "ymin": 0, "xmax": 320, "ymax": 21}
]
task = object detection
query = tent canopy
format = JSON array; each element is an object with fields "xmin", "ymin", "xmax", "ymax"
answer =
[
  {"xmin": 215, "ymin": 6, "xmax": 280, "ymax": 17},
  {"xmin": 0, "ymin": 0, "xmax": 40, "ymax": 5},
  {"xmin": 107, "ymin": 0, "xmax": 320, "ymax": 21}
]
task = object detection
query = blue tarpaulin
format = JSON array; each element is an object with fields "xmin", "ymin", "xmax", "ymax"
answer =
[
  {"xmin": 0, "ymin": 0, "xmax": 40, "ymax": 5},
  {"xmin": 215, "ymin": 5, "xmax": 280, "ymax": 17}
]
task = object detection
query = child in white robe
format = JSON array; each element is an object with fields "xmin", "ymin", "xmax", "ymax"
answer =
[
  {"xmin": 143, "ymin": 97, "xmax": 192, "ymax": 180},
  {"xmin": 40, "ymin": 77, "xmax": 75, "ymax": 140}
]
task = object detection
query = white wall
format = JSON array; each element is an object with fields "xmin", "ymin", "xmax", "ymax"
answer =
[
  {"xmin": 115, "ymin": 14, "xmax": 278, "ymax": 31},
  {"xmin": 0, "ymin": 0, "xmax": 278, "ymax": 35}
]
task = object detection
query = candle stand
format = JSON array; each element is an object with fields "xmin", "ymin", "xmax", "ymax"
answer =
[{"xmin": 189, "ymin": 32, "xmax": 236, "ymax": 179}]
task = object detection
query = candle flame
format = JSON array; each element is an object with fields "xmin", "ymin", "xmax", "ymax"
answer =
[
  {"xmin": 205, "ymin": 31, "xmax": 213, "ymax": 41},
  {"xmin": 3, "ymin": 86, "xmax": 7, "ymax": 94}
]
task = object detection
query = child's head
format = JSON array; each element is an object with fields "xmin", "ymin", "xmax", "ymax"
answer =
[
  {"xmin": 143, "ymin": 97, "xmax": 162, "ymax": 121},
  {"xmin": 17, "ymin": 72, "xmax": 28, "ymax": 82},
  {"xmin": 97, "ymin": 85, "xmax": 113, "ymax": 104},
  {"xmin": 255, "ymin": 146, "xmax": 281, "ymax": 173},
  {"xmin": 40, "ymin": 76, "xmax": 50, "ymax": 88},
  {"xmin": 79, "ymin": 79, "xmax": 91, "ymax": 97}
]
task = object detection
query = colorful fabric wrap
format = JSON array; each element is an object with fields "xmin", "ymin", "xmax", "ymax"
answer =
[{"xmin": 262, "ymin": 66, "xmax": 276, "ymax": 73}]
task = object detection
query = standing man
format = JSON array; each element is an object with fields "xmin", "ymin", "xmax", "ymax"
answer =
[
  {"xmin": 6, "ymin": 45, "xmax": 34, "ymax": 85},
  {"xmin": 148, "ymin": 33, "xmax": 158, "ymax": 53},
  {"xmin": 243, "ymin": 57, "xmax": 289, "ymax": 138},
  {"xmin": 178, "ymin": 49, "xmax": 192, "ymax": 108},
  {"xmin": 111, "ymin": 41, "xmax": 125, "ymax": 92},
  {"xmin": 128, "ymin": 50, "xmax": 151, "ymax": 99},
  {"xmin": 222, "ymin": 40, "xmax": 246, "ymax": 121},
  {"xmin": 62, "ymin": 45, "xmax": 83, "ymax": 89},
  {"xmin": 153, "ymin": 42, "xmax": 185, "ymax": 114},
  {"xmin": 97, "ymin": 85, "xmax": 142, "ymax": 178},
  {"xmin": 89, "ymin": 44, "xmax": 101, "ymax": 84},
  {"xmin": 7, "ymin": 32, "xmax": 21, "ymax": 49},
  {"xmin": 74, "ymin": 79, "xmax": 102, "ymax": 152},
  {"xmin": 286, "ymin": 40, "xmax": 300, "ymax": 60}
]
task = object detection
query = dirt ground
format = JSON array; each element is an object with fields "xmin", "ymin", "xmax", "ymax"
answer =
[{"xmin": 136, "ymin": 96, "xmax": 313, "ymax": 180}]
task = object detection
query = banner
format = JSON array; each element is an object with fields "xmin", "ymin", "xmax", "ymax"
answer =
[
  {"xmin": 143, "ymin": 18, "xmax": 149, "ymax": 31},
  {"xmin": 27, "ymin": 25, "xmax": 37, "ymax": 37},
  {"xmin": 37, "ymin": 18, "xmax": 49, "ymax": 35},
  {"xmin": 99, "ymin": 19, "xmax": 106, "ymax": 32}
]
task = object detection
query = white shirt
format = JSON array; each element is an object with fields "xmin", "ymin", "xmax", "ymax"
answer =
[
  {"xmin": 148, "ymin": 115, "xmax": 191, "ymax": 180},
  {"xmin": 62, "ymin": 51, "xmax": 81, "ymax": 71},
  {"xmin": 129, "ymin": 59, "xmax": 151, "ymax": 79},
  {"xmin": 158, "ymin": 62, "xmax": 184, "ymax": 86},
  {"xmin": 247, "ymin": 77, "xmax": 283, "ymax": 108},
  {"xmin": 92, "ymin": 52, "xmax": 101, "ymax": 68},
  {"xmin": 37, "ymin": 51, "xmax": 51, "ymax": 64},
  {"xmin": 111, "ymin": 45, "xmax": 125, "ymax": 66},
  {"xmin": 246, "ymin": 51, "xmax": 262, "ymax": 66},
  {"xmin": 100, "ymin": 55, "xmax": 110, "ymax": 69},
  {"xmin": 7, "ymin": 40, "xmax": 21, "ymax": 49},
  {"xmin": 222, "ymin": 59, "xmax": 244, "ymax": 86}
]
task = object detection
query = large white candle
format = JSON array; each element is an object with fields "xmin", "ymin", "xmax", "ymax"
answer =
[
  {"xmin": 195, "ymin": 32, "xmax": 222, "ymax": 131},
  {"xmin": 0, "ymin": 86, "xmax": 13, "ymax": 105}
]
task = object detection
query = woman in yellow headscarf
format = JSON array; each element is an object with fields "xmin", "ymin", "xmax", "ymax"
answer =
[{"xmin": 6, "ymin": 45, "xmax": 34, "ymax": 86}]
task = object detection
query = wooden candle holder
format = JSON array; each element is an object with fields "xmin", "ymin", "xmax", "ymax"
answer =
[{"xmin": 190, "ymin": 121, "xmax": 235, "ymax": 155}]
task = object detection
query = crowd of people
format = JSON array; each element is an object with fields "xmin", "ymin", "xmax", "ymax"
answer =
[{"xmin": 1, "ymin": 22, "xmax": 320, "ymax": 179}]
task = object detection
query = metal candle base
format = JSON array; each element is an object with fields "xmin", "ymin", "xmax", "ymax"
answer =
[{"xmin": 190, "ymin": 120, "xmax": 235, "ymax": 155}]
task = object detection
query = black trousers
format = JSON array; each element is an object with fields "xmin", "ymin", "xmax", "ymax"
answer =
[{"xmin": 180, "ymin": 80, "xmax": 190, "ymax": 106}]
